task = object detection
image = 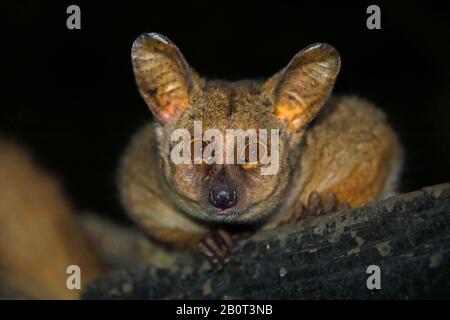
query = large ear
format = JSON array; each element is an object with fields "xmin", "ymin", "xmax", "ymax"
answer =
[
  {"xmin": 271, "ymin": 43, "xmax": 340, "ymax": 132},
  {"xmin": 131, "ymin": 33, "xmax": 192, "ymax": 124}
]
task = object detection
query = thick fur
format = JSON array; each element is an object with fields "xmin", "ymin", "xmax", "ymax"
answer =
[
  {"xmin": 121, "ymin": 35, "xmax": 402, "ymax": 248},
  {"xmin": 119, "ymin": 91, "xmax": 403, "ymax": 246},
  {"xmin": 0, "ymin": 36, "xmax": 403, "ymax": 299},
  {"xmin": 0, "ymin": 138, "xmax": 106, "ymax": 299}
]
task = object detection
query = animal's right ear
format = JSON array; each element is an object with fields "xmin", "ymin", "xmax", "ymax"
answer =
[
  {"xmin": 267, "ymin": 43, "xmax": 340, "ymax": 132},
  {"xmin": 131, "ymin": 33, "xmax": 192, "ymax": 124}
]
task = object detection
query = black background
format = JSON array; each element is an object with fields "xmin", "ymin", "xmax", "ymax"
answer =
[{"xmin": 3, "ymin": 1, "xmax": 450, "ymax": 221}]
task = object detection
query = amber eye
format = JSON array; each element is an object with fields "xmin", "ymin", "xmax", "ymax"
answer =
[
  {"xmin": 240, "ymin": 143, "xmax": 259, "ymax": 169},
  {"xmin": 190, "ymin": 139, "xmax": 214, "ymax": 164},
  {"xmin": 258, "ymin": 143, "xmax": 268, "ymax": 159}
]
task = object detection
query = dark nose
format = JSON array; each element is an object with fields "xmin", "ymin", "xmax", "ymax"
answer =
[{"xmin": 208, "ymin": 185, "xmax": 238, "ymax": 209}]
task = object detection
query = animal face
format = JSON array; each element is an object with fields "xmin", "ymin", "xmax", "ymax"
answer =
[{"xmin": 131, "ymin": 33, "xmax": 340, "ymax": 223}]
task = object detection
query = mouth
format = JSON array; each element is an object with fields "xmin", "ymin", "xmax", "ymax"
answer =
[
  {"xmin": 215, "ymin": 209, "xmax": 236, "ymax": 217},
  {"xmin": 204, "ymin": 206, "xmax": 240, "ymax": 219}
]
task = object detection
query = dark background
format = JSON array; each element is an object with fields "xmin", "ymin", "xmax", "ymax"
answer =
[{"xmin": 3, "ymin": 1, "xmax": 450, "ymax": 221}]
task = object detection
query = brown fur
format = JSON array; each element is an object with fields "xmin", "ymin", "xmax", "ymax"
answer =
[
  {"xmin": 120, "ymin": 33, "xmax": 403, "ymax": 248},
  {"xmin": 0, "ymin": 34, "xmax": 403, "ymax": 299},
  {"xmin": 0, "ymin": 138, "xmax": 106, "ymax": 299}
]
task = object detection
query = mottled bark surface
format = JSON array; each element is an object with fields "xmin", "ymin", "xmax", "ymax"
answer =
[{"xmin": 82, "ymin": 184, "xmax": 450, "ymax": 299}]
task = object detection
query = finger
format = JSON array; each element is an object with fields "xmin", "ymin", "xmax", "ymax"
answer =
[
  {"xmin": 306, "ymin": 192, "xmax": 321, "ymax": 216},
  {"xmin": 291, "ymin": 202, "xmax": 305, "ymax": 221},
  {"xmin": 198, "ymin": 241, "xmax": 221, "ymax": 266},
  {"xmin": 204, "ymin": 235, "xmax": 227, "ymax": 258},
  {"xmin": 323, "ymin": 192, "xmax": 338, "ymax": 214},
  {"xmin": 217, "ymin": 229, "xmax": 236, "ymax": 253}
]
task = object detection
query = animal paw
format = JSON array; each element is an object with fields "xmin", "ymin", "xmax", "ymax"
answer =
[
  {"xmin": 282, "ymin": 192, "xmax": 351, "ymax": 225},
  {"xmin": 197, "ymin": 229, "xmax": 237, "ymax": 268},
  {"xmin": 197, "ymin": 229, "xmax": 253, "ymax": 268}
]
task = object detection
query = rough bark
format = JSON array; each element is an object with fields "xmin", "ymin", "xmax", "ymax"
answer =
[{"xmin": 82, "ymin": 183, "xmax": 450, "ymax": 299}]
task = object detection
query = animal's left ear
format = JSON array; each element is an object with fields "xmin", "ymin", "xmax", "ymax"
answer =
[
  {"xmin": 131, "ymin": 33, "xmax": 192, "ymax": 124},
  {"xmin": 270, "ymin": 43, "xmax": 340, "ymax": 132}
]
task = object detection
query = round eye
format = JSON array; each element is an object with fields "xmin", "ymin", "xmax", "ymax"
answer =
[
  {"xmin": 241, "ymin": 142, "xmax": 268, "ymax": 163},
  {"xmin": 258, "ymin": 143, "xmax": 267, "ymax": 159},
  {"xmin": 240, "ymin": 143, "xmax": 259, "ymax": 169}
]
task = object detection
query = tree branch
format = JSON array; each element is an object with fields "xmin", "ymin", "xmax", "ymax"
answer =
[{"xmin": 82, "ymin": 184, "xmax": 450, "ymax": 299}]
